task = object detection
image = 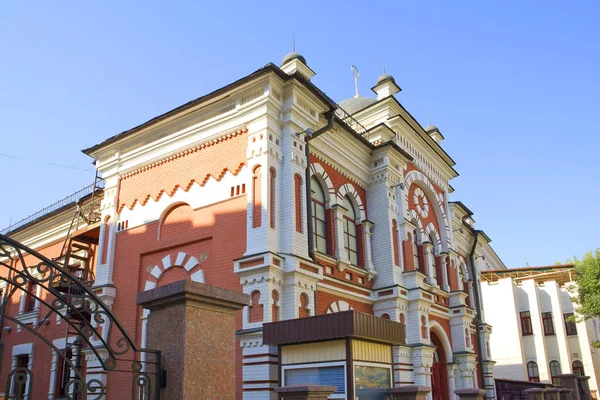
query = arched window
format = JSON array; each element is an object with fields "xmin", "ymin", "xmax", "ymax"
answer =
[
  {"xmin": 342, "ymin": 196, "xmax": 358, "ymax": 266},
  {"xmin": 310, "ymin": 176, "xmax": 327, "ymax": 254},
  {"xmin": 248, "ymin": 291, "xmax": 263, "ymax": 323},
  {"xmin": 421, "ymin": 315, "xmax": 428, "ymax": 339},
  {"xmin": 381, "ymin": 313, "xmax": 390, "ymax": 320},
  {"xmin": 573, "ymin": 360, "xmax": 585, "ymax": 376},
  {"xmin": 299, "ymin": 293, "xmax": 311, "ymax": 318},
  {"xmin": 527, "ymin": 361, "xmax": 540, "ymax": 382},
  {"xmin": 549, "ymin": 361, "xmax": 561, "ymax": 385},
  {"xmin": 428, "ymin": 234, "xmax": 437, "ymax": 281},
  {"xmin": 412, "ymin": 230, "xmax": 420, "ymax": 271}
]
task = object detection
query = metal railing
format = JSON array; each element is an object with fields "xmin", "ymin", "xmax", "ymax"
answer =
[
  {"xmin": 1, "ymin": 179, "xmax": 105, "ymax": 234},
  {"xmin": 335, "ymin": 105, "xmax": 370, "ymax": 138}
]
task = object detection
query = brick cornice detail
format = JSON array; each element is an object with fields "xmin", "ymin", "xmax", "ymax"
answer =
[
  {"xmin": 121, "ymin": 128, "xmax": 247, "ymax": 180},
  {"xmin": 117, "ymin": 128, "xmax": 248, "ymax": 212}
]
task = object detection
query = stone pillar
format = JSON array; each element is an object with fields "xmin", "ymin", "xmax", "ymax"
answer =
[
  {"xmin": 455, "ymin": 388, "xmax": 487, "ymax": 400},
  {"xmin": 389, "ymin": 386, "xmax": 431, "ymax": 400},
  {"xmin": 559, "ymin": 388, "xmax": 574, "ymax": 400},
  {"xmin": 578, "ymin": 376, "xmax": 592, "ymax": 400},
  {"xmin": 544, "ymin": 388, "xmax": 560, "ymax": 400},
  {"xmin": 447, "ymin": 363, "xmax": 457, "ymax": 400},
  {"xmin": 559, "ymin": 374, "xmax": 582, "ymax": 400},
  {"xmin": 274, "ymin": 385, "xmax": 337, "ymax": 399},
  {"xmin": 524, "ymin": 388, "xmax": 546, "ymax": 400},
  {"xmin": 137, "ymin": 280, "xmax": 249, "ymax": 400}
]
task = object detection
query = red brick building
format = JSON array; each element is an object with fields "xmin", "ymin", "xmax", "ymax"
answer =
[{"xmin": 0, "ymin": 52, "xmax": 506, "ymax": 399}]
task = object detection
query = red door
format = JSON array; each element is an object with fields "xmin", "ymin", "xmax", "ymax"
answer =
[
  {"xmin": 430, "ymin": 331, "xmax": 449, "ymax": 400},
  {"xmin": 431, "ymin": 358, "xmax": 448, "ymax": 400}
]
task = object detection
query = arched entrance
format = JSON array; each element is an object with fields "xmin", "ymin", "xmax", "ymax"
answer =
[{"xmin": 430, "ymin": 330, "xmax": 449, "ymax": 400}]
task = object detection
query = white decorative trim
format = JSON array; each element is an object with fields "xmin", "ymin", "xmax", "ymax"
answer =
[
  {"xmin": 326, "ymin": 300, "xmax": 353, "ymax": 314},
  {"xmin": 337, "ymin": 183, "xmax": 366, "ymax": 221},
  {"xmin": 142, "ymin": 251, "xmax": 205, "ymax": 294},
  {"xmin": 429, "ymin": 320, "xmax": 454, "ymax": 363},
  {"xmin": 404, "ymin": 170, "xmax": 450, "ymax": 250},
  {"xmin": 310, "ymin": 163, "xmax": 336, "ymax": 204}
]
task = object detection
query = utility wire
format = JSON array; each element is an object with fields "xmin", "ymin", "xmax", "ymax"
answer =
[{"xmin": 0, "ymin": 153, "xmax": 91, "ymax": 172}]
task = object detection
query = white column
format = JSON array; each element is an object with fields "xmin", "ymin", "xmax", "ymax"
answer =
[
  {"xmin": 424, "ymin": 243, "xmax": 435, "ymax": 285},
  {"xmin": 447, "ymin": 363, "xmax": 457, "ymax": 400},
  {"xmin": 362, "ymin": 220, "xmax": 375, "ymax": 275},
  {"xmin": 332, "ymin": 205, "xmax": 350, "ymax": 264},
  {"xmin": 441, "ymin": 255, "xmax": 450, "ymax": 291},
  {"xmin": 47, "ymin": 350, "xmax": 58, "ymax": 400}
]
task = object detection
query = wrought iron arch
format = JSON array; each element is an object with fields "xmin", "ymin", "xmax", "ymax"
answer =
[{"xmin": 0, "ymin": 233, "xmax": 160, "ymax": 400}]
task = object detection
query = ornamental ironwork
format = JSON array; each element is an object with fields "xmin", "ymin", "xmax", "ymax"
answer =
[{"xmin": 0, "ymin": 233, "xmax": 161, "ymax": 400}]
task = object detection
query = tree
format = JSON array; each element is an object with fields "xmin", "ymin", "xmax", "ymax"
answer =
[{"xmin": 570, "ymin": 249, "xmax": 600, "ymax": 347}]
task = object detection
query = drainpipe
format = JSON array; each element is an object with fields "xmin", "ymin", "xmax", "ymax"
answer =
[
  {"xmin": 468, "ymin": 230, "xmax": 486, "ymax": 394},
  {"xmin": 302, "ymin": 110, "xmax": 335, "ymax": 263}
]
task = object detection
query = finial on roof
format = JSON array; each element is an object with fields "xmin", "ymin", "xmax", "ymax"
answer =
[
  {"xmin": 282, "ymin": 35, "xmax": 307, "ymax": 66},
  {"xmin": 382, "ymin": 58, "xmax": 386, "ymax": 74},
  {"xmin": 351, "ymin": 65, "xmax": 360, "ymax": 98}
]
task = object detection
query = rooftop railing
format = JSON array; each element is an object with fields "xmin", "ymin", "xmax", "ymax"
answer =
[{"xmin": 1, "ymin": 179, "xmax": 105, "ymax": 234}]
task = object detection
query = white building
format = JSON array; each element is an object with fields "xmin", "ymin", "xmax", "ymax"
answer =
[{"xmin": 481, "ymin": 265, "xmax": 600, "ymax": 396}]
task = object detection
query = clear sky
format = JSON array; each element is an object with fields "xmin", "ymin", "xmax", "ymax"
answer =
[{"xmin": 1, "ymin": 1, "xmax": 598, "ymax": 268}]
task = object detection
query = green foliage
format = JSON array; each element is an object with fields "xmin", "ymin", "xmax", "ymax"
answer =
[{"xmin": 570, "ymin": 249, "xmax": 600, "ymax": 347}]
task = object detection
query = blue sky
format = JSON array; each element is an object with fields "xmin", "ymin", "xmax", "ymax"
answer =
[{"xmin": 1, "ymin": 1, "xmax": 598, "ymax": 268}]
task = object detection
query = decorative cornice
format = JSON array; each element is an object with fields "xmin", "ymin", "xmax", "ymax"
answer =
[{"xmin": 121, "ymin": 128, "xmax": 247, "ymax": 180}]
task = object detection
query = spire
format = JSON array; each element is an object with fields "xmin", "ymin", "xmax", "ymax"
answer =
[{"xmin": 281, "ymin": 38, "xmax": 314, "ymax": 80}]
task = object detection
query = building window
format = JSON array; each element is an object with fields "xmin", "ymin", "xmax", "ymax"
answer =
[
  {"xmin": 55, "ymin": 349, "xmax": 74, "ymax": 398},
  {"xmin": 14, "ymin": 354, "xmax": 30, "ymax": 398},
  {"xmin": 310, "ymin": 176, "xmax": 327, "ymax": 254},
  {"xmin": 573, "ymin": 360, "xmax": 584, "ymax": 376},
  {"xmin": 527, "ymin": 361, "xmax": 540, "ymax": 382},
  {"xmin": 564, "ymin": 313, "xmax": 577, "ymax": 336},
  {"xmin": 421, "ymin": 315, "xmax": 428, "ymax": 339},
  {"xmin": 23, "ymin": 281, "xmax": 36, "ymax": 313},
  {"xmin": 342, "ymin": 196, "xmax": 358, "ymax": 266},
  {"xmin": 520, "ymin": 311, "xmax": 533, "ymax": 336},
  {"xmin": 411, "ymin": 231, "xmax": 419, "ymax": 271},
  {"xmin": 299, "ymin": 293, "xmax": 310, "ymax": 318},
  {"xmin": 542, "ymin": 312, "xmax": 555, "ymax": 336},
  {"xmin": 284, "ymin": 364, "xmax": 345, "ymax": 397},
  {"xmin": 549, "ymin": 360, "xmax": 561, "ymax": 386},
  {"xmin": 248, "ymin": 291, "xmax": 263, "ymax": 323}
]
